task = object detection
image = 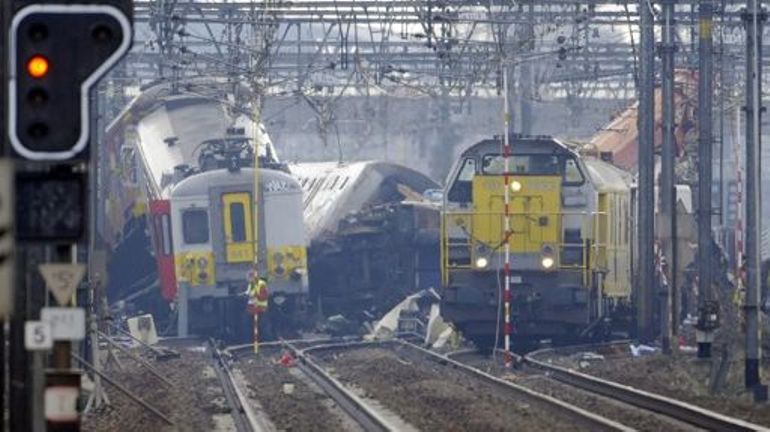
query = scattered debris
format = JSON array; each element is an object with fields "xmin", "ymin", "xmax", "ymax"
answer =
[
  {"xmin": 277, "ymin": 352, "xmax": 296, "ymax": 368},
  {"xmin": 575, "ymin": 352, "xmax": 605, "ymax": 369},
  {"xmin": 324, "ymin": 314, "xmax": 359, "ymax": 336},
  {"xmin": 579, "ymin": 352, "xmax": 605, "ymax": 361},
  {"xmin": 431, "ymin": 327, "xmax": 456, "ymax": 349},
  {"xmin": 369, "ymin": 289, "xmax": 441, "ymax": 339},
  {"xmin": 425, "ymin": 304, "xmax": 451, "ymax": 347},
  {"xmin": 127, "ymin": 314, "xmax": 158, "ymax": 345},
  {"xmin": 629, "ymin": 344, "xmax": 658, "ymax": 357}
]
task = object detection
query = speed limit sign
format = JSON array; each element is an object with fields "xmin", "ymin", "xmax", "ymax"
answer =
[{"xmin": 25, "ymin": 320, "xmax": 53, "ymax": 350}]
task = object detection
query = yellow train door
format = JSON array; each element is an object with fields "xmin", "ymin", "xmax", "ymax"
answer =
[{"xmin": 222, "ymin": 192, "xmax": 255, "ymax": 263}]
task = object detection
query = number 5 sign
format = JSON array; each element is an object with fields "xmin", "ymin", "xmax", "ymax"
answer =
[{"xmin": 25, "ymin": 320, "xmax": 53, "ymax": 350}]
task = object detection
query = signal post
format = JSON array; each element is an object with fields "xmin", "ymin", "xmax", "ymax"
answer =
[{"xmin": 2, "ymin": 1, "xmax": 133, "ymax": 430}]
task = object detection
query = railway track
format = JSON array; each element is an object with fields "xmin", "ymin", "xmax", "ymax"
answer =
[
  {"xmin": 225, "ymin": 336, "xmax": 768, "ymax": 431},
  {"xmin": 209, "ymin": 340, "xmax": 265, "ymax": 432},
  {"xmin": 524, "ymin": 345, "xmax": 769, "ymax": 432},
  {"xmin": 284, "ymin": 342, "xmax": 393, "ymax": 431},
  {"xmin": 305, "ymin": 339, "xmax": 632, "ymax": 431},
  {"xmin": 448, "ymin": 345, "xmax": 703, "ymax": 432},
  {"xmin": 227, "ymin": 337, "xmax": 390, "ymax": 431}
]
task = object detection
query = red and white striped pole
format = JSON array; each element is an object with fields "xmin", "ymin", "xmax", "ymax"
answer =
[
  {"xmin": 253, "ymin": 313, "xmax": 260, "ymax": 354},
  {"xmin": 734, "ymin": 99, "xmax": 744, "ymax": 283},
  {"xmin": 502, "ymin": 69, "xmax": 513, "ymax": 368}
]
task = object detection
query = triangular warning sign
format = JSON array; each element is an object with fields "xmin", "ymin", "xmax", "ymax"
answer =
[{"xmin": 39, "ymin": 264, "xmax": 86, "ymax": 306}]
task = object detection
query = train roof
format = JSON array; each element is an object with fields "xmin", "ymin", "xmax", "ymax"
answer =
[
  {"xmin": 106, "ymin": 81, "xmax": 276, "ymax": 198},
  {"xmin": 459, "ymin": 134, "xmax": 578, "ymax": 159},
  {"xmin": 289, "ymin": 161, "xmax": 438, "ymax": 240},
  {"xmin": 172, "ymin": 167, "xmax": 300, "ymax": 198},
  {"xmin": 583, "ymin": 158, "xmax": 633, "ymax": 193}
]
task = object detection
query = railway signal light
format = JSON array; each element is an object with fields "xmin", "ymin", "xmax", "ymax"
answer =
[
  {"xmin": 8, "ymin": 2, "xmax": 133, "ymax": 161},
  {"xmin": 26, "ymin": 54, "xmax": 50, "ymax": 79}
]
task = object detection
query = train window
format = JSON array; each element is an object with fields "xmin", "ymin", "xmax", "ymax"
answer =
[
  {"xmin": 161, "ymin": 215, "xmax": 172, "ymax": 255},
  {"xmin": 121, "ymin": 147, "xmax": 138, "ymax": 185},
  {"xmin": 182, "ymin": 209, "xmax": 210, "ymax": 244},
  {"xmin": 562, "ymin": 157, "xmax": 585, "ymax": 185},
  {"xmin": 482, "ymin": 154, "xmax": 560, "ymax": 175},
  {"xmin": 339, "ymin": 176, "xmax": 350, "ymax": 190},
  {"xmin": 230, "ymin": 203, "xmax": 247, "ymax": 242},
  {"xmin": 447, "ymin": 158, "xmax": 475, "ymax": 203}
]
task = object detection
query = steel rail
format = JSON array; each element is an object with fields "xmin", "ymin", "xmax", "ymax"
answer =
[
  {"xmin": 132, "ymin": 0, "xmax": 754, "ymax": 8},
  {"xmin": 525, "ymin": 347, "xmax": 770, "ymax": 432},
  {"xmin": 210, "ymin": 340, "xmax": 265, "ymax": 432},
  {"xmin": 225, "ymin": 335, "xmax": 364, "ymax": 358},
  {"xmin": 286, "ymin": 341, "xmax": 394, "ymax": 432},
  {"xmin": 227, "ymin": 337, "xmax": 394, "ymax": 431},
  {"xmin": 302, "ymin": 339, "xmax": 633, "ymax": 432},
  {"xmin": 72, "ymin": 353, "xmax": 175, "ymax": 426}
]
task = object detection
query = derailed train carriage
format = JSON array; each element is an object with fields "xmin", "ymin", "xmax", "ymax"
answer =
[
  {"xmin": 441, "ymin": 135, "xmax": 634, "ymax": 348},
  {"xmin": 291, "ymin": 161, "xmax": 441, "ymax": 325},
  {"xmin": 102, "ymin": 82, "xmax": 308, "ymax": 340}
]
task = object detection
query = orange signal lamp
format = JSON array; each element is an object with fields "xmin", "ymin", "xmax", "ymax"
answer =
[{"xmin": 26, "ymin": 55, "xmax": 49, "ymax": 79}]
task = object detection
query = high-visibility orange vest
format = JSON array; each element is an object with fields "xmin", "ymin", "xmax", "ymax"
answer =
[{"xmin": 247, "ymin": 279, "xmax": 268, "ymax": 314}]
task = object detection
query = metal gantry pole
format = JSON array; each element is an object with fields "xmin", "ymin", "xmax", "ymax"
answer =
[
  {"xmin": 518, "ymin": 2, "xmax": 534, "ymax": 135},
  {"xmin": 637, "ymin": 0, "xmax": 657, "ymax": 342},
  {"xmin": 9, "ymin": 245, "xmax": 29, "ymax": 432},
  {"xmin": 743, "ymin": 0, "xmax": 764, "ymax": 389},
  {"xmin": 659, "ymin": 0, "xmax": 677, "ymax": 354},
  {"xmin": 696, "ymin": 0, "xmax": 715, "ymax": 359}
]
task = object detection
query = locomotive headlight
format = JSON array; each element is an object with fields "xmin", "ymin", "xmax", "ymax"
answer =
[
  {"xmin": 291, "ymin": 267, "xmax": 307, "ymax": 281},
  {"xmin": 540, "ymin": 244, "xmax": 555, "ymax": 269},
  {"xmin": 475, "ymin": 256, "xmax": 489, "ymax": 269},
  {"xmin": 198, "ymin": 257, "xmax": 208, "ymax": 269},
  {"xmin": 510, "ymin": 180, "xmax": 523, "ymax": 192}
]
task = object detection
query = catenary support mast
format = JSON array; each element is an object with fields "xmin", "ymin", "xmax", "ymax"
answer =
[
  {"xmin": 744, "ymin": 0, "xmax": 764, "ymax": 389},
  {"xmin": 660, "ymin": 0, "xmax": 677, "ymax": 354},
  {"xmin": 696, "ymin": 0, "xmax": 715, "ymax": 359},
  {"xmin": 637, "ymin": 0, "xmax": 657, "ymax": 342}
]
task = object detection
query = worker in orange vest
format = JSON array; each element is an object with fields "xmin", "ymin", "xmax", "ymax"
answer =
[{"xmin": 247, "ymin": 273, "xmax": 269, "ymax": 315}]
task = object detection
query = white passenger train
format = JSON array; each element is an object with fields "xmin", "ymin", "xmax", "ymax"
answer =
[{"xmin": 102, "ymin": 81, "xmax": 308, "ymax": 340}]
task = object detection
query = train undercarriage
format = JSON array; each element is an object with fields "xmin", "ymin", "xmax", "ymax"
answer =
[
  {"xmin": 441, "ymin": 270, "xmax": 632, "ymax": 351},
  {"xmin": 184, "ymin": 292, "xmax": 309, "ymax": 343}
]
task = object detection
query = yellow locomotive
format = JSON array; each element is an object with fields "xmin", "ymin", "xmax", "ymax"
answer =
[{"xmin": 441, "ymin": 135, "xmax": 633, "ymax": 348}]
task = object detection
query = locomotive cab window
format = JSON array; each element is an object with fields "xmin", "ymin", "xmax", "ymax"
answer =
[
  {"xmin": 562, "ymin": 157, "xmax": 585, "ymax": 185},
  {"xmin": 482, "ymin": 154, "xmax": 560, "ymax": 175},
  {"xmin": 480, "ymin": 153, "xmax": 585, "ymax": 186},
  {"xmin": 447, "ymin": 158, "xmax": 476, "ymax": 203},
  {"xmin": 182, "ymin": 209, "xmax": 210, "ymax": 244}
]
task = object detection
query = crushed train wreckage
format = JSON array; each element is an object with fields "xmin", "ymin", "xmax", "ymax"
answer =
[{"xmin": 291, "ymin": 161, "xmax": 441, "ymax": 330}]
